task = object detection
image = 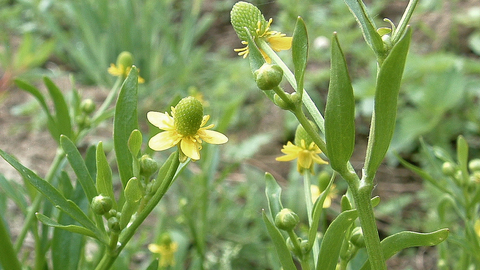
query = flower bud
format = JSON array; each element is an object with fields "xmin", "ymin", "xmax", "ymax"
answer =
[
  {"xmin": 75, "ymin": 114, "xmax": 91, "ymax": 129},
  {"xmin": 254, "ymin": 63, "xmax": 283, "ymax": 90},
  {"xmin": 116, "ymin": 51, "xmax": 133, "ymax": 69},
  {"xmin": 273, "ymin": 93, "xmax": 290, "ymax": 110},
  {"xmin": 174, "ymin": 96, "xmax": 204, "ymax": 136},
  {"xmin": 441, "ymin": 162, "xmax": 456, "ymax": 177},
  {"xmin": 139, "ymin": 154, "xmax": 159, "ymax": 178},
  {"xmin": 275, "ymin": 208, "xmax": 299, "ymax": 231},
  {"xmin": 469, "ymin": 159, "xmax": 480, "ymax": 172},
  {"xmin": 350, "ymin": 227, "xmax": 365, "ymax": 247},
  {"xmin": 230, "ymin": 1, "xmax": 268, "ymax": 41},
  {"xmin": 107, "ymin": 216, "xmax": 121, "ymax": 233},
  {"xmin": 91, "ymin": 195, "xmax": 113, "ymax": 215},
  {"xmin": 80, "ymin": 99, "xmax": 96, "ymax": 115},
  {"xmin": 294, "ymin": 121, "xmax": 318, "ymax": 146}
]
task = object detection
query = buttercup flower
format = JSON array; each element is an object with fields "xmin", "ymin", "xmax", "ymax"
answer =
[
  {"xmin": 231, "ymin": 1, "xmax": 292, "ymax": 63},
  {"xmin": 276, "ymin": 122, "xmax": 327, "ymax": 173},
  {"xmin": 148, "ymin": 233, "xmax": 179, "ymax": 268},
  {"xmin": 311, "ymin": 184, "xmax": 337, "ymax": 208},
  {"xmin": 148, "ymin": 96, "xmax": 228, "ymax": 162},
  {"xmin": 108, "ymin": 51, "xmax": 145, "ymax": 83}
]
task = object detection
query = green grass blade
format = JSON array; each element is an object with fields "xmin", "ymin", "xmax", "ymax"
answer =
[{"xmin": 114, "ymin": 66, "xmax": 139, "ymax": 187}]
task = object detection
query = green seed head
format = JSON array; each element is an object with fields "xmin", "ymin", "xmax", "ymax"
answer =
[
  {"xmin": 230, "ymin": 1, "xmax": 268, "ymax": 41},
  {"xmin": 294, "ymin": 121, "xmax": 318, "ymax": 146},
  {"xmin": 116, "ymin": 51, "xmax": 133, "ymax": 68},
  {"xmin": 174, "ymin": 96, "xmax": 204, "ymax": 136}
]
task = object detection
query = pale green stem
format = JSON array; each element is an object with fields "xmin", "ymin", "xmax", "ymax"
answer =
[
  {"xmin": 303, "ymin": 172, "xmax": 320, "ymax": 266},
  {"xmin": 257, "ymin": 40, "xmax": 325, "ymax": 135}
]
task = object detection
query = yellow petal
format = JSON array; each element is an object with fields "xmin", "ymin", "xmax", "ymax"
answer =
[
  {"xmin": 180, "ymin": 137, "xmax": 200, "ymax": 160},
  {"xmin": 276, "ymin": 153, "xmax": 298, "ymax": 162},
  {"xmin": 268, "ymin": 36, "xmax": 293, "ymax": 51},
  {"xmin": 148, "ymin": 131, "xmax": 179, "ymax": 151},
  {"xmin": 148, "ymin": 244, "xmax": 162, "ymax": 254},
  {"xmin": 198, "ymin": 130, "xmax": 228, "ymax": 144},
  {"xmin": 108, "ymin": 64, "xmax": 123, "ymax": 76},
  {"xmin": 297, "ymin": 151, "xmax": 313, "ymax": 169},
  {"xmin": 147, "ymin": 111, "xmax": 174, "ymax": 130}
]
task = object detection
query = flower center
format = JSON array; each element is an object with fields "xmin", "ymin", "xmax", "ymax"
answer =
[{"xmin": 173, "ymin": 96, "xmax": 204, "ymax": 136}]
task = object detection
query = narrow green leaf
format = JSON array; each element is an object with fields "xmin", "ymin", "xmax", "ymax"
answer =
[
  {"xmin": 128, "ymin": 129, "xmax": 143, "ymax": 157},
  {"xmin": 61, "ymin": 135, "xmax": 97, "ymax": 203},
  {"xmin": 364, "ymin": 28, "xmax": 412, "ymax": 180},
  {"xmin": 308, "ymin": 173, "xmax": 335, "ymax": 250},
  {"xmin": 262, "ymin": 210, "xmax": 297, "ymax": 270},
  {"xmin": 316, "ymin": 209, "xmax": 358, "ymax": 270},
  {"xmin": 124, "ymin": 177, "xmax": 143, "ymax": 203},
  {"xmin": 36, "ymin": 213, "xmax": 96, "ymax": 238},
  {"xmin": 360, "ymin": 229, "xmax": 449, "ymax": 270},
  {"xmin": 292, "ymin": 16, "xmax": 308, "ymax": 96},
  {"xmin": 325, "ymin": 33, "xmax": 355, "ymax": 172},
  {"xmin": 114, "ymin": 66, "xmax": 139, "ymax": 187},
  {"xmin": 265, "ymin": 173, "xmax": 284, "ymax": 220},
  {"xmin": 96, "ymin": 142, "xmax": 117, "ymax": 209},
  {"xmin": 0, "ymin": 174, "xmax": 28, "ymax": 213},
  {"xmin": 14, "ymin": 79, "xmax": 58, "ymax": 141},
  {"xmin": 456, "ymin": 135, "xmax": 469, "ymax": 184},
  {"xmin": 344, "ymin": 0, "xmax": 385, "ymax": 58},
  {"xmin": 0, "ymin": 149, "xmax": 98, "ymax": 234},
  {"xmin": 145, "ymin": 259, "xmax": 159, "ymax": 270},
  {"xmin": 44, "ymin": 77, "xmax": 73, "ymax": 140},
  {"xmin": 245, "ymin": 29, "xmax": 265, "ymax": 74},
  {"xmin": 0, "ymin": 215, "xmax": 21, "ymax": 270}
]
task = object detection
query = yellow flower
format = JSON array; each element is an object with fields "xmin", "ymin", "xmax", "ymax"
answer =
[
  {"xmin": 147, "ymin": 97, "xmax": 228, "ymax": 161},
  {"xmin": 234, "ymin": 18, "xmax": 292, "ymax": 63},
  {"xmin": 311, "ymin": 184, "xmax": 337, "ymax": 208},
  {"xmin": 148, "ymin": 242, "xmax": 179, "ymax": 268},
  {"xmin": 108, "ymin": 64, "xmax": 145, "ymax": 83},
  {"xmin": 276, "ymin": 139, "xmax": 328, "ymax": 173}
]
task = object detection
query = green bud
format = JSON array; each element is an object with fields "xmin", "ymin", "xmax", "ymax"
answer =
[
  {"xmin": 254, "ymin": 63, "xmax": 283, "ymax": 90},
  {"xmin": 80, "ymin": 99, "xmax": 96, "ymax": 115},
  {"xmin": 116, "ymin": 51, "xmax": 133, "ymax": 68},
  {"xmin": 91, "ymin": 195, "xmax": 113, "ymax": 215},
  {"xmin": 294, "ymin": 121, "xmax": 318, "ymax": 146},
  {"xmin": 273, "ymin": 93, "xmax": 291, "ymax": 110},
  {"xmin": 174, "ymin": 96, "xmax": 204, "ymax": 136},
  {"xmin": 350, "ymin": 227, "xmax": 365, "ymax": 247},
  {"xmin": 441, "ymin": 162, "xmax": 456, "ymax": 176},
  {"xmin": 107, "ymin": 216, "xmax": 121, "ymax": 233},
  {"xmin": 275, "ymin": 208, "xmax": 299, "ymax": 231},
  {"xmin": 469, "ymin": 159, "xmax": 480, "ymax": 172},
  {"xmin": 75, "ymin": 114, "xmax": 91, "ymax": 129},
  {"xmin": 108, "ymin": 209, "xmax": 117, "ymax": 218},
  {"xmin": 230, "ymin": 1, "xmax": 268, "ymax": 41},
  {"xmin": 139, "ymin": 155, "xmax": 159, "ymax": 178}
]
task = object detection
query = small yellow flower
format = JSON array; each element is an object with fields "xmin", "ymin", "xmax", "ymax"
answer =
[
  {"xmin": 148, "ymin": 97, "xmax": 228, "ymax": 161},
  {"xmin": 148, "ymin": 242, "xmax": 179, "ymax": 268},
  {"xmin": 276, "ymin": 139, "xmax": 328, "ymax": 173},
  {"xmin": 234, "ymin": 18, "xmax": 292, "ymax": 63},
  {"xmin": 108, "ymin": 64, "xmax": 145, "ymax": 83},
  {"xmin": 311, "ymin": 184, "xmax": 337, "ymax": 208}
]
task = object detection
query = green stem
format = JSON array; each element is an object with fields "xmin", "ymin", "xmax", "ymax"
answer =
[
  {"xmin": 303, "ymin": 172, "xmax": 320, "ymax": 266},
  {"xmin": 292, "ymin": 107, "xmax": 327, "ymax": 155},
  {"xmin": 258, "ymin": 40, "xmax": 325, "ymax": 135},
  {"xmin": 95, "ymin": 152, "xmax": 180, "ymax": 270}
]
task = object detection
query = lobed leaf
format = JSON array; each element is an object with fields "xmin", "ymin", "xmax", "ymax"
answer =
[
  {"xmin": 262, "ymin": 210, "xmax": 297, "ymax": 270},
  {"xmin": 325, "ymin": 33, "xmax": 355, "ymax": 173},
  {"xmin": 364, "ymin": 28, "xmax": 412, "ymax": 181},
  {"xmin": 316, "ymin": 209, "xmax": 358, "ymax": 270},
  {"xmin": 114, "ymin": 66, "xmax": 139, "ymax": 187}
]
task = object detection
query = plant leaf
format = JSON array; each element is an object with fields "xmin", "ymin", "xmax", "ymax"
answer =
[
  {"xmin": 325, "ymin": 33, "xmax": 355, "ymax": 172},
  {"xmin": 36, "ymin": 213, "xmax": 96, "ymax": 238},
  {"xmin": 44, "ymin": 77, "xmax": 73, "ymax": 140},
  {"xmin": 265, "ymin": 173, "xmax": 284, "ymax": 220},
  {"xmin": 316, "ymin": 209, "xmax": 358, "ymax": 270},
  {"xmin": 292, "ymin": 16, "xmax": 308, "ymax": 97},
  {"xmin": 96, "ymin": 141, "xmax": 116, "ymax": 209},
  {"xmin": 308, "ymin": 173, "xmax": 335, "ymax": 250},
  {"xmin": 114, "ymin": 66, "xmax": 139, "ymax": 187},
  {"xmin": 61, "ymin": 135, "xmax": 97, "ymax": 203},
  {"xmin": 364, "ymin": 28, "xmax": 412, "ymax": 181},
  {"xmin": 262, "ymin": 210, "xmax": 296, "ymax": 270},
  {"xmin": 360, "ymin": 229, "xmax": 449, "ymax": 270}
]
